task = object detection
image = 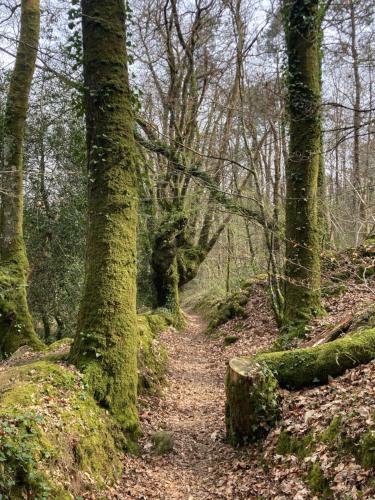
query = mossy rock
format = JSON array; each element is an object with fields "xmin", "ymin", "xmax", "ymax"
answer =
[
  {"xmin": 46, "ymin": 338, "xmax": 74, "ymax": 351},
  {"xmin": 151, "ymin": 431, "xmax": 174, "ymax": 455},
  {"xmin": 0, "ymin": 360, "xmax": 121, "ymax": 498}
]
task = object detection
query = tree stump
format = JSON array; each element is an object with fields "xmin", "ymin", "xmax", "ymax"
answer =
[
  {"xmin": 225, "ymin": 358, "xmax": 280, "ymax": 446},
  {"xmin": 225, "ymin": 327, "xmax": 375, "ymax": 446}
]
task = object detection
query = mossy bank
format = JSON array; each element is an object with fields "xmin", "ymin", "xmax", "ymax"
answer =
[
  {"xmin": 0, "ymin": 359, "xmax": 121, "ymax": 498},
  {"xmin": 0, "ymin": 309, "xmax": 171, "ymax": 497}
]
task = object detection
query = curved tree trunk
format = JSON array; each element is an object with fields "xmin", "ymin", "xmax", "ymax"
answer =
[
  {"xmin": 283, "ymin": 0, "xmax": 323, "ymax": 334},
  {"xmin": 0, "ymin": 0, "xmax": 43, "ymax": 356},
  {"xmin": 150, "ymin": 215, "xmax": 214, "ymax": 320},
  {"xmin": 152, "ymin": 235, "xmax": 180, "ymax": 315},
  {"xmin": 69, "ymin": 0, "xmax": 139, "ymax": 441},
  {"xmin": 150, "ymin": 213, "xmax": 187, "ymax": 321}
]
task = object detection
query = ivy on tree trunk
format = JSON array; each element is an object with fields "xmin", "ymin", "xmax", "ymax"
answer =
[
  {"xmin": 69, "ymin": 0, "xmax": 139, "ymax": 442},
  {"xmin": 283, "ymin": 0, "xmax": 324, "ymax": 335},
  {"xmin": 0, "ymin": 0, "xmax": 44, "ymax": 356}
]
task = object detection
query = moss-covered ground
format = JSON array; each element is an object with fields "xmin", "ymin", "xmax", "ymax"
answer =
[
  {"xmin": 0, "ymin": 310, "xmax": 171, "ymax": 498},
  {"xmin": 199, "ymin": 277, "xmax": 268, "ymax": 335},
  {"xmin": 138, "ymin": 311, "xmax": 171, "ymax": 393},
  {"xmin": 0, "ymin": 357, "xmax": 121, "ymax": 498}
]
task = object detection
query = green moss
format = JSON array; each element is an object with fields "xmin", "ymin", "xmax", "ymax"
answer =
[
  {"xmin": 308, "ymin": 462, "xmax": 332, "ymax": 498},
  {"xmin": 359, "ymin": 431, "xmax": 375, "ymax": 468},
  {"xmin": 46, "ymin": 338, "xmax": 73, "ymax": 351},
  {"xmin": 225, "ymin": 362, "xmax": 280, "ymax": 445},
  {"xmin": 68, "ymin": 0, "xmax": 140, "ymax": 442},
  {"xmin": 137, "ymin": 313, "xmax": 168, "ymax": 393},
  {"xmin": 276, "ymin": 431, "xmax": 315, "ymax": 459},
  {"xmin": 0, "ymin": 0, "xmax": 44, "ymax": 359},
  {"xmin": 283, "ymin": 0, "xmax": 323, "ymax": 333},
  {"xmin": 0, "ymin": 266, "xmax": 45, "ymax": 357},
  {"xmin": 144, "ymin": 312, "xmax": 170, "ymax": 332},
  {"xmin": 182, "ymin": 287, "xmax": 225, "ymax": 321},
  {"xmin": 177, "ymin": 244, "xmax": 206, "ymax": 287},
  {"xmin": 206, "ymin": 287, "xmax": 252, "ymax": 334},
  {"xmin": 223, "ymin": 335, "xmax": 240, "ymax": 346},
  {"xmin": 0, "ymin": 360, "xmax": 121, "ymax": 498},
  {"xmin": 316, "ymin": 416, "xmax": 357, "ymax": 459},
  {"xmin": 226, "ymin": 327, "xmax": 375, "ymax": 444},
  {"xmin": 321, "ymin": 416, "xmax": 342, "ymax": 444},
  {"xmin": 151, "ymin": 213, "xmax": 187, "ymax": 320},
  {"xmin": 152, "ymin": 431, "xmax": 174, "ymax": 455},
  {"xmin": 249, "ymin": 327, "xmax": 375, "ymax": 389}
]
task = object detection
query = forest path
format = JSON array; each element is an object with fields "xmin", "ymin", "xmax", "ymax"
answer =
[{"xmin": 116, "ymin": 312, "xmax": 265, "ymax": 499}]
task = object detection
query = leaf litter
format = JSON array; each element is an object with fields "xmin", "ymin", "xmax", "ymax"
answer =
[{"xmin": 114, "ymin": 273, "xmax": 375, "ymax": 499}]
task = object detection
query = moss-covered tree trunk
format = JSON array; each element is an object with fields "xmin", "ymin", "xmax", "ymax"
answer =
[
  {"xmin": 150, "ymin": 213, "xmax": 187, "ymax": 321},
  {"xmin": 69, "ymin": 0, "xmax": 139, "ymax": 440},
  {"xmin": 226, "ymin": 326, "xmax": 375, "ymax": 445},
  {"xmin": 0, "ymin": 0, "xmax": 44, "ymax": 356},
  {"xmin": 283, "ymin": 0, "xmax": 323, "ymax": 334},
  {"xmin": 150, "ymin": 212, "xmax": 211, "ymax": 322}
]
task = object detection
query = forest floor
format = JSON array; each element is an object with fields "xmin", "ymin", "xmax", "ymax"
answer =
[{"xmin": 116, "ymin": 275, "xmax": 375, "ymax": 499}]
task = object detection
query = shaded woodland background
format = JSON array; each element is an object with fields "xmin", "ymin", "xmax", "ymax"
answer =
[{"xmin": 1, "ymin": 0, "xmax": 374, "ymax": 342}]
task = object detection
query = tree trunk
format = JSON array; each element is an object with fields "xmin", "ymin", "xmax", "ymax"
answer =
[
  {"xmin": 69, "ymin": 0, "xmax": 139, "ymax": 441},
  {"xmin": 349, "ymin": 0, "xmax": 366, "ymax": 231},
  {"xmin": 54, "ymin": 314, "xmax": 64, "ymax": 341},
  {"xmin": 283, "ymin": 0, "xmax": 323, "ymax": 334},
  {"xmin": 0, "ymin": 0, "xmax": 43, "ymax": 356},
  {"xmin": 226, "ymin": 326, "xmax": 375, "ymax": 445},
  {"xmin": 150, "ymin": 213, "xmax": 187, "ymax": 321},
  {"xmin": 151, "ymin": 235, "xmax": 180, "ymax": 316}
]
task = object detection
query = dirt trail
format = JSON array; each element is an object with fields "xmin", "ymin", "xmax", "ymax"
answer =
[
  {"xmin": 117, "ymin": 312, "xmax": 270, "ymax": 499},
  {"xmin": 115, "ymin": 277, "xmax": 375, "ymax": 500}
]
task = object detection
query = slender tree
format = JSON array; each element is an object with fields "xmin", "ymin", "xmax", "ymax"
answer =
[
  {"xmin": 283, "ymin": 0, "xmax": 323, "ymax": 333},
  {"xmin": 69, "ymin": 0, "xmax": 139, "ymax": 439},
  {"xmin": 0, "ymin": 0, "xmax": 43, "ymax": 356}
]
